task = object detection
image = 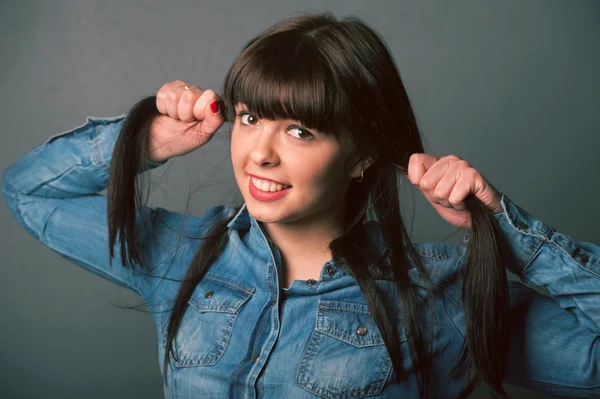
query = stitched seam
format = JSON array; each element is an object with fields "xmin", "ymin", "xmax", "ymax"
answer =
[
  {"xmin": 318, "ymin": 304, "xmax": 370, "ymax": 314},
  {"xmin": 521, "ymin": 237, "xmax": 545, "ymax": 270},
  {"xmin": 204, "ymin": 273, "xmax": 255, "ymax": 295},
  {"xmin": 545, "ymin": 240, "xmax": 600, "ymax": 278},
  {"xmin": 500, "ymin": 209, "xmax": 548, "ymax": 239},
  {"xmin": 90, "ymin": 125, "xmax": 105, "ymax": 168},
  {"xmin": 230, "ymin": 260, "xmax": 273, "ymax": 392},
  {"xmin": 319, "ymin": 328, "xmax": 382, "ymax": 346}
]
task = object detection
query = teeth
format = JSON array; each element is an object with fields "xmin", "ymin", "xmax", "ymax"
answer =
[{"xmin": 251, "ymin": 177, "xmax": 290, "ymax": 192}]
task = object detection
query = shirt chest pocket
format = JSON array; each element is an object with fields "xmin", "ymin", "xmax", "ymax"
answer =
[
  {"xmin": 161, "ymin": 273, "xmax": 255, "ymax": 367},
  {"xmin": 296, "ymin": 299, "xmax": 406, "ymax": 399}
]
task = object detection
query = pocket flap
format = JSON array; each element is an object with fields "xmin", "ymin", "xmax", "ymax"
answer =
[
  {"xmin": 316, "ymin": 299, "xmax": 406, "ymax": 348},
  {"xmin": 188, "ymin": 272, "xmax": 255, "ymax": 314}
]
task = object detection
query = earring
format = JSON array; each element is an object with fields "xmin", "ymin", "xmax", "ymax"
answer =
[{"xmin": 354, "ymin": 170, "xmax": 364, "ymax": 182}]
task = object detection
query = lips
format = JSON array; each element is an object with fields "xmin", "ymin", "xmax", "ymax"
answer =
[{"xmin": 248, "ymin": 178, "xmax": 291, "ymax": 202}]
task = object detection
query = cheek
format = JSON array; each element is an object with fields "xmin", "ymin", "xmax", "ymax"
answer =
[
  {"xmin": 294, "ymin": 152, "xmax": 346, "ymax": 193},
  {"xmin": 230, "ymin": 133, "xmax": 247, "ymax": 171}
]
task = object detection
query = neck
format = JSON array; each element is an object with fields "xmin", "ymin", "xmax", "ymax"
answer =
[{"xmin": 259, "ymin": 206, "xmax": 346, "ymax": 282}]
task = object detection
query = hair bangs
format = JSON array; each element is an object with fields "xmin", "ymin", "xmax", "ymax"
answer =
[{"xmin": 223, "ymin": 35, "xmax": 348, "ymax": 138}]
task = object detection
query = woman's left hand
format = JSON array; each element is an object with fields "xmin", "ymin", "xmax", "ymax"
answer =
[{"xmin": 407, "ymin": 153, "xmax": 503, "ymax": 230}]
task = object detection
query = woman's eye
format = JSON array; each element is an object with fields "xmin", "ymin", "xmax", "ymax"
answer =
[
  {"xmin": 239, "ymin": 112, "xmax": 258, "ymax": 126},
  {"xmin": 287, "ymin": 127, "xmax": 315, "ymax": 141}
]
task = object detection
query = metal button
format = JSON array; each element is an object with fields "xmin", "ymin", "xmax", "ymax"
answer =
[
  {"xmin": 251, "ymin": 354, "xmax": 260, "ymax": 363},
  {"xmin": 517, "ymin": 222, "xmax": 528, "ymax": 230},
  {"xmin": 356, "ymin": 326, "xmax": 368, "ymax": 336},
  {"xmin": 306, "ymin": 279, "xmax": 316, "ymax": 286},
  {"xmin": 204, "ymin": 290, "xmax": 214, "ymax": 299},
  {"xmin": 325, "ymin": 266, "xmax": 336, "ymax": 276},
  {"xmin": 576, "ymin": 252, "xmax": 589, "ymax": 263}
]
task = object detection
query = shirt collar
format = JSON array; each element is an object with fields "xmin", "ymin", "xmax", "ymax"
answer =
[
  {"xmin": 227, "ymin": 203, "xmax": 251, "ymax": 230},
  {"xmin": 225, "ymin": 203, "xmax": 400, "ymax": 286},
  {"xmin": 226, "ymin": 203, "xmax": 271, "ymax": 245}
]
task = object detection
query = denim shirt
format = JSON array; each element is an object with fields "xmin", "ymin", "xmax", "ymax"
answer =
[{"xmin": 2, "ymin": 114, "xmax": 600, "ymax": 399}]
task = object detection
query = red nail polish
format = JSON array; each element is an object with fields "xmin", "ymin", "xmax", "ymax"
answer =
[{"xmin": 210, "ymin": 101, "xmax": 219, "ymax": 113}]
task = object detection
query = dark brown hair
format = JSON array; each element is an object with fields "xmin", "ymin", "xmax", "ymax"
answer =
[{"xmin": 107, "ymin": 12, "xmax": 512, "ymax": 398}]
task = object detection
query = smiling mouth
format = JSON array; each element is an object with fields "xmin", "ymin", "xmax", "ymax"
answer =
[{"xmin": 250, "ymin": 176, "xmax": 292, "ymax": 192}]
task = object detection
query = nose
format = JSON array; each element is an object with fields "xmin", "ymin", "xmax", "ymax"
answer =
[{"xmin": 248, "ymin": 127, "xmax": 280, "ymax": 167}]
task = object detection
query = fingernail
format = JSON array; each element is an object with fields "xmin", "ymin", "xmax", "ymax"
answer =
[{"xmin": 210, "ymin": 101, "xmax": 219, "ymax": 113}]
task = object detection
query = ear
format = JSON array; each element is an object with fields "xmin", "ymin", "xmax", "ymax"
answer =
[{"xmin": 348, "ymin": 156, "xmax": 376, "ymax": 179}]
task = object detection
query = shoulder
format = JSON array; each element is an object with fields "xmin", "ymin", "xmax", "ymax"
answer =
[
  {"xmin": 154, "ymin": 204, "xmax": 237, "ymax": 234},
  {"xmin": 145, "ymin": 204, "xmax": 239, "ymax": 268},
  {"xmin": 363, "ymin": 220, "xmax": 466, "ymax": 284}
]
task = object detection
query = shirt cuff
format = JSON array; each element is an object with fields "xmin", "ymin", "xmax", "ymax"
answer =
[{"xmin": 462, "ymin": 192, "xmax": 554, "ymax": 276}]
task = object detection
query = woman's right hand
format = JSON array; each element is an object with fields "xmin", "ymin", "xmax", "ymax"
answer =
[{"xmin": 150, "ymin": 80, "xmax": 224, "ymax": 163}]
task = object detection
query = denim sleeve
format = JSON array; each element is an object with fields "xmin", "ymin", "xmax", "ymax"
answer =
[
  {"xmin": 0, "ymin": 114, "xmax": 177, "ymax": 297},
  {"xmin": 463, "ymin": 193, "xmax": 600, "ymax": 396}
]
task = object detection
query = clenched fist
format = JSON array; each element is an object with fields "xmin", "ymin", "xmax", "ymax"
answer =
[
  {"xmin": 407, "ymin": 153, "xmax": 503, "ymax": 229},
  {"xmin": 149, "ymin": 80, "xmax": 224, "ymax": 163}
]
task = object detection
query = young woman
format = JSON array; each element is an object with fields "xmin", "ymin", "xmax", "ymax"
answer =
[{"xmin": 3, "ymin": 12, "xmax": 599, "ymax": 399}]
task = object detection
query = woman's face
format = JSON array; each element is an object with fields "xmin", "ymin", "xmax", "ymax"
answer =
[{"xmin": 230, "ymin": 102, "xmax": 359, "ymax": 226}]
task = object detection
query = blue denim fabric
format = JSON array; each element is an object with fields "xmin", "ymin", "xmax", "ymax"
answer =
[{"xmin": 3, "ymin": 114, "xmax": 600, "ymax": 398}]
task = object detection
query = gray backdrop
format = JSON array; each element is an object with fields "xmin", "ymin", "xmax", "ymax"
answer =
[{"xmin": 1, "ymin": 1, "xmax": 598, "ymax": 398}]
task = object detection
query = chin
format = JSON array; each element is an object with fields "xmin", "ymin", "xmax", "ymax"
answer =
[{"xmin": 245, "ymin": 201, "xmax": 284, "ymax": 224}]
